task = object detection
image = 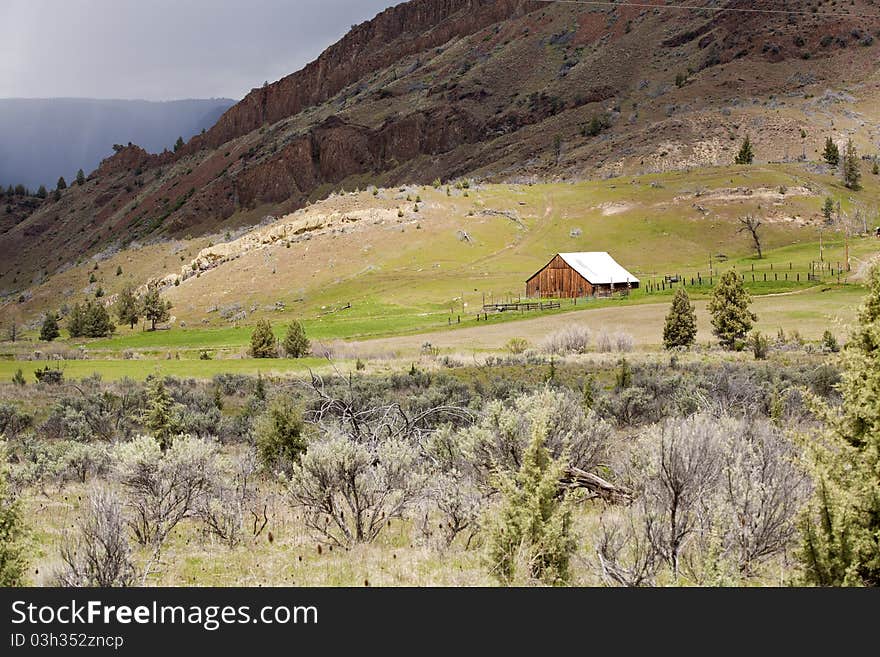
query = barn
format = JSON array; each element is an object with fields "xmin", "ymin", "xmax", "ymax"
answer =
[{"xmin": 526, "ymin": 252, "xmax": 640, "ymax": 299}]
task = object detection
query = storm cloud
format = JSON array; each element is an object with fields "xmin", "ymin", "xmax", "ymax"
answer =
[{"xmin": 0, "ymin": 0, "xmax": 396, "ymax": 101}]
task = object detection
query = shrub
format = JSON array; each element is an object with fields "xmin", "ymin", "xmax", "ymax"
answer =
[
  {"xmin": 287, "ymin": 430, "xmax": 423, "ymax": 546},
  {"xmin": 505, "ymin": 337, "xmax": 529, "ymax": 355},
  {"xmin": 54, "ymin": 487, "xmax": 135, "ymax": 587},
  {"xmin": 541, "ymin": 325, "xmax": 590, "ymax": 355},
  {"xmin": 11, "ymin": 369, "xmax": 25, "ymax": 387},
  {"xmin": 40, "ymin": 312, "xmax": 60, "ymax": 342},
  {"xmin": 750, "ymin": 331, "xmax": 770, "ymax": 360},
  {"xmin": 821, "ymin": 330, "xmax": 840, "ymax": 353},
  {"xmin": 34, "ymin": 366, "xmax": 64, "ymax": 385}
]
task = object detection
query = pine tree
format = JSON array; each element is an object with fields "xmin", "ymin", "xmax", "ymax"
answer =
[
  {"xmin": 75, "ymin": 169, "xmax": 86, "ymax": 186},
  {"xmin": 708, "ymin": 270, "xmax": 756, "ymax": 350},
  {"xmin": 115, "ymin": 285, "xmax": 141, "ymax": 329},
  {"xmin": 0, "ymin": 443, "xmax": 27, "ymax": 586},
  {"xmin": 823, "ymin": 137, "xmax": 840, "ymax": 167},
  {"xmin": 843, "ymin": 139, "xmax": 861, "ymax": 190},
  {"xmin": 142, "ymin": 287, "xmax": 171, "ymax": 331},
  {"xmin": 282, "ymin": 320, "xmax": 310, "ymax": 358},
  {"xmin": 734, "ymin": 135, "xmax": 754, "ymax": 165},
  {"xmin": 56, "ymin": 176, "xmax": 67, "ymax": 191},
  {"xmin": 36, "ymin": 185, "xmax": 47, "ymax": 199},
  {"xmin": 485, "ymin": 407, "xmax": 575, "ymax": 586},
  {"xmin": 174, "ymin": 136, "xmax": 185, "ymax": 152},
  {"xmin": 142, "ymin": 377, "xmax": 181, "ymax": 451},
  {"xmin": 799, "ymin": 265, "xmax": 880, "ymax": 585},
  {"xmin": 250, "ymin": 319, "xmax": 277, "ymax": 358},
  {"xmin": 663, "ymin": 288, "xmax": 697, "ymax": 349},
  {"xmin": 39, "ymin": 312, "xmax": 60, "ymax": 342}
]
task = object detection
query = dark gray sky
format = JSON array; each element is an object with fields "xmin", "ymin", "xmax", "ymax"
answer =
[{"xmin": 1, "ymin": 0, "xmax": 397, "ymax": 101}]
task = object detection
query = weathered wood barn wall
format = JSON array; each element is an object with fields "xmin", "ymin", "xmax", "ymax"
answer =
[{"xmin": 526, "ymin": 254, "xmax": 594, "ymax": 298}]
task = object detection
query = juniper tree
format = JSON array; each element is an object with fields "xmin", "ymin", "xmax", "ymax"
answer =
[
  {"xmin": 799, "ymin": 265, "xmax": 880, "ymax": 586},
  {"xmin": 485, "ymin": 407, "xmax": 576, "ymax": 586},
  {"xmin": 115, "ymin": 285, "xmax": 141, "ymax": 329},
  {"xmin": 823, "ymin": 137, "xmax": 840, "ymax": 167},
  {"xmin": 282, "ymin": 320, "xmax": 310, "ymax": 358},
  {"xmin": 843, "ymin": 139, "xmax": 861, "ymax": 190},
  {"xmin": 822, "ymin": 197, "xmax": 835, "ymax": 223},
  {"xmin": 76, "ymin": 169, "xmax": 85, "ymax": 186},
  {"xmin": 734, "ymin": 135, "xmax": 754, "ymax": 165},
  {"xmin": 142, "ymin": 287, "xmax": 171, "ymax": 331},
  {"xmin": 709, "ymin": 270, "xmax": 756, "ymax": 350},
  {"xmin": 250, "ymin": 319, "xmax": 277, "ymax": 358},
  {"xmin": 84, "ymin": 301, "xmax": 114, "ymax": 337},
  {"xmin": 40, "ymin": 312, "xmax": 60, "ymax": 342},
  {"xmin": 663, "ymin": 288, "xmax": 697, "ymax": 349},
  {"xmin": 56, "ymin": 176, "xmax": 67, "ymax": 191},
  {"xmin": 142, "ymin": 377, "xmax": 182, "ymax": 451},
  {"xmin": 0, "ymin": 442, "xmax": 27, "ymax": 586}
]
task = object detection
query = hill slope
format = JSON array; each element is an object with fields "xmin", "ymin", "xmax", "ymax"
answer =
[{"xmin": 2, "ymin": 0, "xmax": 879, "ymax": 299}]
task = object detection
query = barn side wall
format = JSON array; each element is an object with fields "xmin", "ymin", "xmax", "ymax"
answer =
[{"xmin": 526, "ymin": 255, "xmax": 594, "ymax": 298}]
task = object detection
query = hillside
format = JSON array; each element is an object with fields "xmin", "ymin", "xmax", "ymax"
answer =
[
  {"xmin": 0, "ymin": 98, "xmax": 236, "ymax": 190},
  {"xmin": 1, "ymin": 0, "xmax": 879, "ymax": 299}
]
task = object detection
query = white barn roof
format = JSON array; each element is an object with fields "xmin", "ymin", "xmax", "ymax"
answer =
[{"xmin": 558, "ymin": 252, "xmax": 639, "ymax": 285}]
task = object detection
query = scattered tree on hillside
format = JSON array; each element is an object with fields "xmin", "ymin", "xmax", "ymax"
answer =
[
  {"xmin": 115, "ymin": 285, "xmax": 141, "ymax": 329},
  {"xmin": 734, "ymin": 135, "xmax": 754, "ymax": 165},
  {"xmin": 738, "ymin": 214, "xmax": 764, "ymax": 259},
  {"xmin": 75, "ymin": 169, "xmax": 85, "ymax": 186},
  {"xmin": 485, "ymin": 406, "xmax": 575, "ymax": 586},
  {"xmin": 799, "ymin": 265, "xmax": 880, "ymax": 586},
  {"xmin": 709, "ymin": 270, "xmax": 756, "ymax": 350},
  {"xmin": 552, "ymin": 134, "xmax": 562, "ymax": 166},
  {"xmin": 174, "ymin": 137, "xmax": 184, "ymax": 152},
  {"xmin": 843, "ymin": 139, "xmax": 861, "ymax": 190},
  {"xmin": 282, "ymin": 320, "xmax": 310, "ymax": 358},
  {"xmin": 142, "ymin": 287, "xmax": 171, "ymax": 331},
  {"xmin": 0, "ymin": 443, "xmax": 27, "ymax": 586},
  {"xmin": 56, "ymin": 176, "xmax": 67, "ymax": 191},
  {"xmin": 873, "ymin": 159, "xmax": 879, "ymax": 176},
  {"xmin": 68, "ymin": 301, "xmax": 114, "ymax": 338},
  {"xmin": 250, "ymin": 320, "xmax": 277, "ymax": 358},
  {"xmin": 822, "ymin": 197, "xmax": 835, "ymax": 223},
  {"xmin": 823, "ymin": 137, "xmax": 840, "ymax": 167},
  {"xmin": 40, "ymin": 312, "xmax": 60, "ymax": 342},
  {"xmin": 663, "ymin": 288, "xmax": 697, "ymax": 350},
  {"xmin": 36, "ymin": 185, "xmax": 47, "ymax": 199}
]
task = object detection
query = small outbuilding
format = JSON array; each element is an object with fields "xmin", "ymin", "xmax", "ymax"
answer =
[{"xmin": 526, "ymin": 252, "xmax": 640, "ymax": 299}]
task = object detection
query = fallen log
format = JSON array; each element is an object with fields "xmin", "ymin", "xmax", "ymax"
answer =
[{"xmin": 560, "ymin": 466, "xmax": 633, "ymax": 505}]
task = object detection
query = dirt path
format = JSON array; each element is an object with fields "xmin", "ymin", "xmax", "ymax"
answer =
[{"xmin": 348, "ymin": 290, "xmax": 857, "ymax": 355}]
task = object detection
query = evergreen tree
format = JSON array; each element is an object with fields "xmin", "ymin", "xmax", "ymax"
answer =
[
  {"xmin": 36, "ymin": 185, "xmax": 47, "ymax": 199},
  {"xmin": 282, "ymin": 320, "xmax": 310, "ymax": 358},
  {"xmin": 142, "ymin": 287, "xmax": 171, "ymax": 331},
  {"xmin": 663, "ymin": 288, "xmax": 697, "ymax": 349},
  {"xmin": 115, "ymin": 285, "xmax": 141, "ymax": 329},
  {"xmin": 83, "ymin": 301, "xmax": 114, "ymax": 338},
  {"xmin": 843, "ymin": 139, "xmax": 861, "ymax": 191},
  {"xmin": 255, "ymin": 399, "xmax": 308, "ymax": 472},
  {"xmin": 75, "ymin": 169, "xmax": 86, "ymax": 186},
  {"xmin": 823, "ymin": 137, "xmax": 840, "ymax": 167},
  {"xmin": 250, "ymin": 319, "xmax": 277, "ymax": 358},
  {"xmin": 66, "ymin": 303, "xmax": 87, "ymax": 338},
  {"xmin": 822, "ymin": 197, "xmax": 835, "ymax": 223},
  {"xmin": 708, "ymin": 270, "xmax": 756, "ymax": 350},
  {"xmin": 142, "ymin": 377, "xmax": 182, "ymax": 451},
  {"xmin": 485, "ymin": 407, "xmax": 575, "ymax": 586},
  {"xmin": 39, "ymin": 312, "xmax": 60, "ymax": 342},
  {"xmin": 0, "ymin": 443, "xmax": 27, "ymax": 586},
  {"xmin": 53, "ymin": 188, "xmax": 61, "ymax": 202},
  {"xmin": 799, "ymin": 265, "xmax": 880, "ymax": 585},
  {"xmin": 174, "ymin": 136, "xmax": 185, "ymax": 152},
  {"xmin": 56, "ymin": 176, "xmax": 67, "ymax": 191},
  {"xmin": 734, "ymin": 135, "xmax": 754, "ymax": 165},
  {"xmin": 873, "ymin": 159, "xmax": 879, "ymax": 176}
]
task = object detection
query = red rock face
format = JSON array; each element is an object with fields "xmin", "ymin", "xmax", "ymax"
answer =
[{"xmin": 186, "ymin": 0, "xmax": 535, "ymax": 153}]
